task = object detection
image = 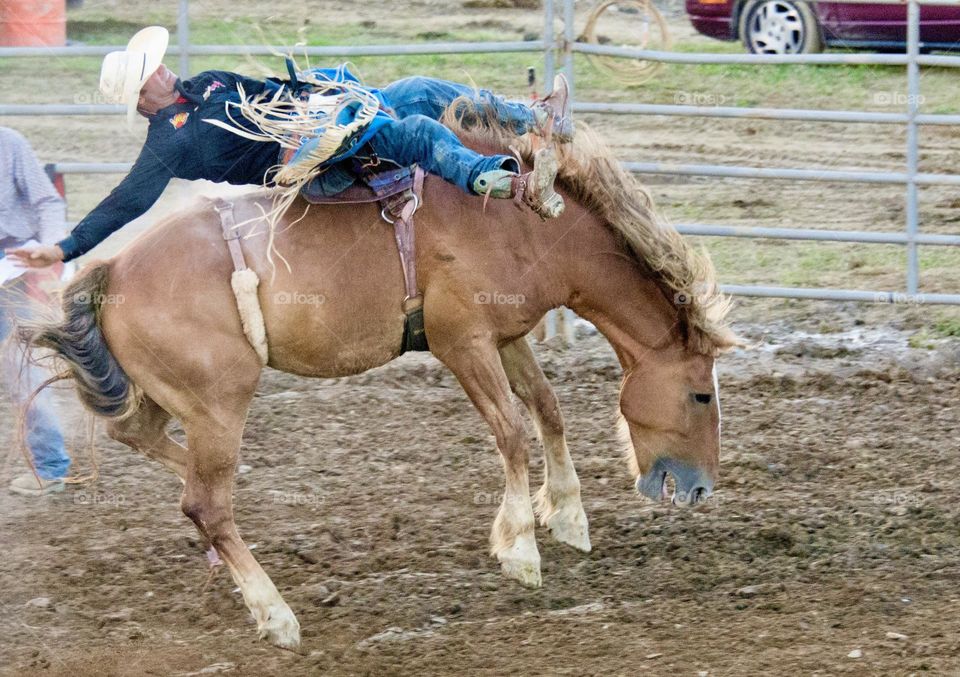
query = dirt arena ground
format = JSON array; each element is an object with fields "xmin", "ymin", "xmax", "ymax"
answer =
[
  {"xmin": 1, "ymin": 328, "xmax": 958, "ymax": 676},
  {"xmin": 2, "ymin": 0, "xmax": 960, "ymax": 675}
]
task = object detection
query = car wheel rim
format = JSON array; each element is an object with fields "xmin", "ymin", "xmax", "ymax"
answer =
[{"xmin": 748, "ymin": 1, "xmax": 805, "ymax": 54}]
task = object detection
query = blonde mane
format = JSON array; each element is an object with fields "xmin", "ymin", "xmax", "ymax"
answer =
[{"xmin": 442, "ymin": 98, "xmax": 738, "ymax": 355}]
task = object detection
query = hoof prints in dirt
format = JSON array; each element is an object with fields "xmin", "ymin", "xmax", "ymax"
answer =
[{"xmin": 1, "ymin": 335, "xmax": 958, "ymax": 675}]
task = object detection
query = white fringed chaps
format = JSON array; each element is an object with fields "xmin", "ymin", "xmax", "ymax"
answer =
[{"xmin": 230, "ymin": 268, "xmax": 269, "ymax": 366}]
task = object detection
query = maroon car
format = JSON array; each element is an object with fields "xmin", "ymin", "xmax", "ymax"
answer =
[{"xmin": 686, "ymin": 0, "xmax": 960, "ymax": 54}]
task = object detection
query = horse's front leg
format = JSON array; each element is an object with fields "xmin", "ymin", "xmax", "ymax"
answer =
[
  {"xmin": 499, "ymin": 337, "xmax": 590, "ymax": 552},
  {"xmin": 436, "ymin": 337, "xmax": 542, "ymax": 587}
]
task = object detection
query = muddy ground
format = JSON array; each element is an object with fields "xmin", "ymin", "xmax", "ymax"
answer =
[
  {"xmin": 1, "ymin": 327, "xmax": 958, "ymax": 676},
  {"xmin": 2, "ymin": 0, "xmax": 960, "ymax": 674}
]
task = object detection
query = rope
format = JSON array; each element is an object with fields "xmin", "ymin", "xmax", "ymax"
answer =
[{"xmin": 579, "ymin": 0, "xmax": 672, "ymax": 87}]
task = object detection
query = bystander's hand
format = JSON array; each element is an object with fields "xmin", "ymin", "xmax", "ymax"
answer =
[{"xmin": 5, "ymin": 245, "xmax": 65, "ymax": 268}]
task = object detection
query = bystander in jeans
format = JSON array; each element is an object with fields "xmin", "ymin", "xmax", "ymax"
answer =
[{"xmin": 0, "ymin": 127, "xmax": 71, "ymax": 495}]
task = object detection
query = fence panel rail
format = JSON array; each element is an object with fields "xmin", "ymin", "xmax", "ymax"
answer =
[{"xmin": 1, "ymin": 0, "xmax": 958, "ymax": 306}]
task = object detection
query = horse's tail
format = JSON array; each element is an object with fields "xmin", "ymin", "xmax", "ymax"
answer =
[{"xmin": 19, "ymin": 262, "xmax": 139, "ymax": 419}]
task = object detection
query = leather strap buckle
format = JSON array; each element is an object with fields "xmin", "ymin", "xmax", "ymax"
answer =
[{"xmin": 213, "ymin": 198, "xmax": 248, "ymax": 272}]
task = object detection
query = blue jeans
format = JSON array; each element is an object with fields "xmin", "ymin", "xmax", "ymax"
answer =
[
  {"xmin": 382, "ymin": 76, "xmax": 536, "ymax": 136},
  {"xmin": 367, "ymin": 76, "xmax": 535, "ymax": 194},
  {"xmin": 0, "ymin": 279, "xmax": 69, "ymax": 480}
]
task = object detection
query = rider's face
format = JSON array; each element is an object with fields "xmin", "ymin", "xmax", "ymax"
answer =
[{"xmin": 137, "ymin": 65, "xmax": 178, "ymax": 116}]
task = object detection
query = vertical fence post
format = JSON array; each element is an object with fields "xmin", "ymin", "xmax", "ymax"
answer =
[
  {"xmin": 537, "ymin": 0, "xmax": 578, "ymax": 347},
  {"xmin": 544, "ymin": 308, "xmax": 557, "ymax": 338},
  {"xmin": 544, "ymin": 0, "xmax": 555, "ymax": 95},
  {"xmin": 178, "ymin": 0, "xmax": 191, "ymax": 78},
  {"xmin": 562, "ymin": 0, "xmax": 575, "ymax": 99},
  {"xmin": 905, "ymin": 0, "xmax": 920, "ymax": 295},
  {"xmin": 560, "ymin": 0, "xmax": 577, "ymax": 345}
]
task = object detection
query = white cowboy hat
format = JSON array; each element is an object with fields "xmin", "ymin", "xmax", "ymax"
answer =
[{"xmin": 99, "ymin": 26, "xmax": 169, "ymax": 126}]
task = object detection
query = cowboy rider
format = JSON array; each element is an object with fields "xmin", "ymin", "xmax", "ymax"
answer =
[{"xmin": 7, "ymin": 27, "xmax": 573, "ymax": 269}]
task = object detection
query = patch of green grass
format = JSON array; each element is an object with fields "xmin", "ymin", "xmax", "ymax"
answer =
[
  {"xmin": 907, "ymin": 333, "xmax": 936, "ymax": 349},
  {"xmin": 907, "ymin": 318, "xmax": 960, "ymax": 349},
  {"xmin": 689, "ymin": 236, "xmax": 924, "ymax": 289},
  {"xmin": 67, "ymin": 18, "xmax": 146, "ymax": 43},
  {"xmin": 932, "ymin": 318, "xmax": 960, "ymax": 338}
]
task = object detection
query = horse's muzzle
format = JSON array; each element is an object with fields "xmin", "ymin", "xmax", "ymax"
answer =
[{"xmin": 635, "ymin": 457, "xmax": 714, "ymax": 508}]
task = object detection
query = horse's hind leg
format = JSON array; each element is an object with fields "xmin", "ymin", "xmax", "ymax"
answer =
[
  {"xmin": 179, "ymin": 409, "xmax": 300, "ymax": 649},
  {"xmin": 499, "ymin": 337, "xmax": 590, "ymax": 552},
  {"xmin": 108, "ymin": 397, "xmax": 225, "ymax": 565},
  {"xmin": 107, "ymin": 396, "xmax": 188, "ymax": 481},
  {"xmin": 110, "ymin": 364, "xmax": 297, "ymax": 647}
]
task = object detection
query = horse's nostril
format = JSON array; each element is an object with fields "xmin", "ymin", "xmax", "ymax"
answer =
[{"xmin": 691, "ymin": 486, "xmax": 708, "ymax": 504}]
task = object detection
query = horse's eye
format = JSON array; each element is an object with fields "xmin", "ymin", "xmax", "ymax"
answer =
[{"xmin": 693, "ymin": 393, "xmax": 712, "ymax": 404}]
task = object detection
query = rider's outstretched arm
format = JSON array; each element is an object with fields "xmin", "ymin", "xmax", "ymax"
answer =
[{"xmin": 56, "ymin": 136, "xmax": 178, "ymax": 262}]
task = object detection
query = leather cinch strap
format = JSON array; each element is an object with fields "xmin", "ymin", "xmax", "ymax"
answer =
[
  {"xmin": 214, "ymin": 198, "xmax": 248, "ymax": 272},
  {"xmin": 213, "ymin": 177, "xmax": 428, "ymax": 355},
  {"xmin": 212, "ymin": 197, "xmax": 270, "ymax": 366},
  {"xmin": 379, "ymin": 168, "xmax": 428, "ymax": 353},
  {"xmin": 390, "ymin": 167, "xmax": 425, "ymax": 311}
]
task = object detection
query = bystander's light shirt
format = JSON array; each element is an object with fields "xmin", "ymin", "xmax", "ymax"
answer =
[{"xmin": 0, "ymin": 127, "xmax": 66, "ymax": 247}]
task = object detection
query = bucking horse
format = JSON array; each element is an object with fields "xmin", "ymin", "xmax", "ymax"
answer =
[{"xmin": 20, "ymin": 117, "xmax": 738, "ymax": 649}]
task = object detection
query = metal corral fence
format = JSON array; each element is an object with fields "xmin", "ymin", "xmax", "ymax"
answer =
[{"xmin": 2, "ymin": 0, "xmax": 959, "ymax": 307}]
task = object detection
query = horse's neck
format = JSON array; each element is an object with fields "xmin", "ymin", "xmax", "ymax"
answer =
[{"xmin": 556, "ymin": 214, "xmax": 681, "ymax": 368}]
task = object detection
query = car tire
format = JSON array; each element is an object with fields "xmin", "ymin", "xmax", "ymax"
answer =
[{"xmin": 739, "ymin": 0, "xmax": 823, "ymax": 55}]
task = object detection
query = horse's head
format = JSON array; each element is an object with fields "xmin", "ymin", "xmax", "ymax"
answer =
[{"xmin": 618, "ymin": 348, "xmax": 721, "ymax": 508}]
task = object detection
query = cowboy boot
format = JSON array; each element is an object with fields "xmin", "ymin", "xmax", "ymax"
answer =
[
  {"xmin": 521, "ymin": 147, "xmax": 565, "ymax": 218},
  {"xmin": 472, "ymin": 148, "xmax": 565, "ymax": 219},
  {"xmin": 531, "ymin": 74, "xmax": 574, "ymax": 143},
  {"xmin": 8, "ymin": 472, "xmax": 65, "ymax": 496}
]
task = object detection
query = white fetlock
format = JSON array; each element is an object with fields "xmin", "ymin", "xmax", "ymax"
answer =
[
  {"xmin": 496, "ymin": 531, "xmax": 542, "ymax": 588},
  {"xmin": 256, "ymin": 603, "xmax": 301, "ymax": 650},
  {"xmin": 544, "ymin": 502, "xmax": 591, "ymax": 553}
]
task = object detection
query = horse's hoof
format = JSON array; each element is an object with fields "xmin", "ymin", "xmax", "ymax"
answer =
[
  {"xmin": 500, "ymin": 556, "xmax": 543, "ymax": 588},
  {"xmin": 258, "ymin": 605, "xmax": 301, "ymax": 650},
  {"xmin": 496, "ymin": 532, "xmax": 542, "ymax": 588},
  {"xmin": 545, "ymin": 505, "xmax": 592, "ymax": 553}
]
